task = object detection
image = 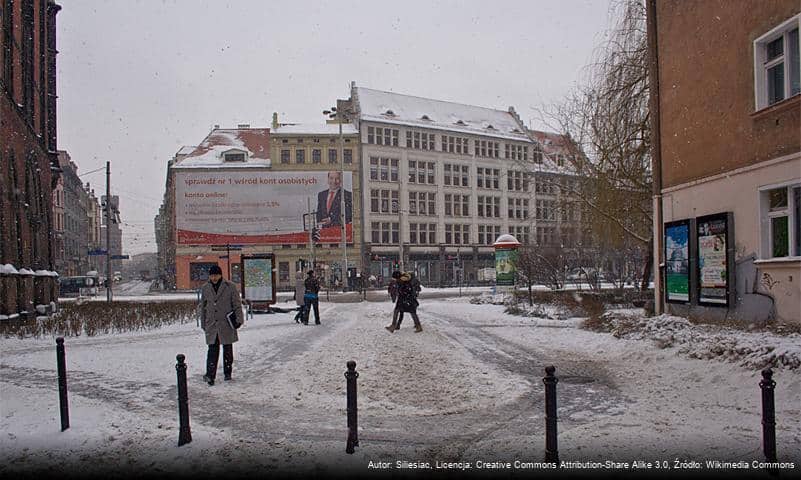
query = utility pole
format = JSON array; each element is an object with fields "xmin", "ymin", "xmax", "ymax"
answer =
[{"xmin": 105, "ymin": 161, "xmax": 112, "ymax": 303}]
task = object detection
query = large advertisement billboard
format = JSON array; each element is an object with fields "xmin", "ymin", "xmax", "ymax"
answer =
[
  {"xmin": 175, "ymin": 170, "xmax": 353, "ymax": 245},
  {"xmin": 664, "ymin": 219, "xmax": 690, "ymax": 303}
]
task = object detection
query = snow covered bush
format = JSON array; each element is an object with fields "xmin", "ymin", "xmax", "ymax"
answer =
[{"xmin": 0, "ymin": 301, "xmax": 199, "ymax": 339}]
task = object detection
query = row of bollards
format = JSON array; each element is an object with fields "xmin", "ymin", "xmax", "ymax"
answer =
[
  {"xmin": 51, "ymin": 339, "xmax": 780, "ymax": 463},
  {"xmin": 540, "ymin": 366, "xmax": 780, "ymax": 467}
]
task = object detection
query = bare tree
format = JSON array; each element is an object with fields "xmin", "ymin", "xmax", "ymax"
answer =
[
  {"xmin": 516, "ymin": 244, "xmax": 569, "ymax": 305},
  {"xmin": 533, "ymin": 0, "xmax": 653, "ymax": 291}
]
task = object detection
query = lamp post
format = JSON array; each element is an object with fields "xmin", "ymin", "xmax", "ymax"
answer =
[{"xmin": 323, "ymin": 107, "xmax": 348, "ymax": 292}]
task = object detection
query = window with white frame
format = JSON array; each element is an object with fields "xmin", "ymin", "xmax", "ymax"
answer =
[
  {"xmin": 371, "ymin": 221, "xmax": 399, "ymax": 244},
  {"xmin": 478, "ymin": 225, "xmax": 501, "ymax": 245},
  {"xmin": 370, "ymin": 189, "xmax": 399, "ymax": 214},
  {"xmin": 445, "ymin": 224, "xmax": 470, "ymax": 244},
  {"xmin": 409, "ymin": 223, "xmax": 437, "ymax": 245},
  {"xmin": 761, "ymin": 183, "xmax": 801, "ymax": 258},
  {"xmin": 409, "ymin": 191, "xmax": 436, "ymax": 216},
  {"xmin": 367, "ymin": 126, "xmax": 399, "ymax": 146},
  {"xmin": 408, "ymin": 160, "xmax": 435, "ymax": 184},
  {"xmin": 369, "ymin": 157, "xmax": 399, "ymax": 182},
  {"xmin": 754, "ymin": 15, "xmax": 800, "ymax": 110}
]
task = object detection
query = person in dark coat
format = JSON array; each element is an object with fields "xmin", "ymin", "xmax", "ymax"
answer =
[
  {"xmin": 385, "ymin": 271, "xmax": 403, "ymax": 332},
  {"xmin": 199, "ymin": 265, "xmax": 243, "ymax": 385},
  {"xmin": 303, "ymin": 270, "xmax": 321, "ymax": 325},
  {"xmin": 392, "ymin": 272, "xmax": 422, "ymax": 332}
]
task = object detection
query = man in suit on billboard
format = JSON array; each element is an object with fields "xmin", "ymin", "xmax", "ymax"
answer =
[{"xmin": 317, "ymin": 170, "xmax": 353, "ymax": 227}]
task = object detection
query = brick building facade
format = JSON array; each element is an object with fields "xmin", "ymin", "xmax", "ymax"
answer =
[
  {"xmin": 0, "ymin": 0, "xmax": 61, "ymax": 317},
  {"xmin": 649, "ymin": 0, "xmax": 800, "ymax": 324}
]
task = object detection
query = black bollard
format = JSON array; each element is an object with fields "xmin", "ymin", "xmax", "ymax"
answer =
[
  {"xmin": 759, "ymin": 368, "xmax": 777, "ymax": 466},
  {"xmin": 56, "ymin": 337, "xmax": 69, "ymax": 431},
  {"xmin": 345, "ymin": 360, "xmax": 359, "ymax": 454},
  {"xmin": 543, "ymin": 365, "xmax": 559, "ymax": 464},
  {"xmin": 176, "ymin": 354, "xmax": 192, "ymax": 446}
]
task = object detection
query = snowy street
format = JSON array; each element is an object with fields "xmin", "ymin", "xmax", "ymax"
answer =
[{"xmin": 1, "ymin": 296, "xmax": 799, "ymax": 477}]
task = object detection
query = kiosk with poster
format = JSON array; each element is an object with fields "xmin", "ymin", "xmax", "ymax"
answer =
[
  {"xmin": 696, "ymin": 213, "xmax": 733, "ymax": 307},
  {"xmin": 664, "ymin": 219, "xmax": 691, "ymax": 304},
  {"xmin": 240, "ymin": 254, "xmax": 276, "ymax": 315}
]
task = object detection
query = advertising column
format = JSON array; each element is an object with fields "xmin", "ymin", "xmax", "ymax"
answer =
[{"xmin": 493, "ymin": 234, "xmax": 521, "ymax": 294}]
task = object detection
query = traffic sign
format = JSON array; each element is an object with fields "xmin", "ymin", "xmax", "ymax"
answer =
[
  {"xmin": 88, "ymin": 249, "xmax": 107, "ymax": 256},
  {"xmin": 110, "ymin": 255, "xmax": 129, "ymax": 260}
]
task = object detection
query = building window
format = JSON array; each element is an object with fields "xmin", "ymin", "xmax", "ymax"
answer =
[
  {"xmin": 312, "ymin": 149, "xmax": 322, "ymax": 163},
  {"xmin": 280, "ymin": 149, "xmax": 290, "ymax": 164},
  {"xmin": 328, "ymin": 149, "xmax": 337, "ymax": 164},
  {"xmin": 445, "ymin": 224, "xmax": 470, "ymax": 245},
  {"xmin": 344, "ymin": 149, "xmax": 353, "ymax": 164},
  {"xmin": 371, "ymin": 222, "xmax": 399, "ymax": 245},
  {"xmin": 762, "ymin": 184, "xmax": 801, "ymax": 258},
  {"xmin": 408, "ymin": 160, "xmax": 435, "ymax": 184},
  {"xmin": 408, "ymin": 223, "xmax": 437, "ymax": 245},
  {"xmin": 279, "ymin": 262, "xmax": 289, "ymax": 283},
  {"xmin": 477, "ymin": 167, "xmax": 500, "ymax": 189},
  {"xmin": 533, "ymin": 143, "xmax": 543, "ymax": 164},
  {"xmin": 409, "ymin": 191, "xmax": 436, "ymax": 216},
  {"xmin": 754, "ymin": 15, "xmax": 800, "ymax": 109},
  {"xmin": 296, "ymin": 149, "xmax": 305, "ymax": 164},
  {"xmin": 371, "ymin": 189, "xmax": 399, "ymax": 214},
  {"xmin": 370, "ymin": 157, "xmax": 399, "ymax": 182},
  {"xmin": 224, "ymin": 152, "xmax": 246, "ymax": 162}
]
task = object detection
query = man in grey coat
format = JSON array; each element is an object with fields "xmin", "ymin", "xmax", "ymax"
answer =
[{"xmin": 199, "ymin": 265, "xmax": 243, "ymax": 385}]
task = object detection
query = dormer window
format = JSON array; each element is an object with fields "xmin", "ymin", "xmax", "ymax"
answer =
[
  {"xmin": 421, "ymin": 115, "xmax": 432, "ymax": 121},
  {"xmin": 511, "ymin": 128, "xmax": 522, "ymax": 134},
  {"xmin": 223, "ymin": 149, "xmax": 248, "ymax": 162},
  {"xmin": 455, "ymin": 120, "xmax": 466, "ymax": 126},
  {"xmin": 485, "ymin": 124, "xmax": 496, "ymax": 130},
  {"xmin": 384, "ymin": 109, "xmax": 396, "ymax": 116},
  {"xmin": 224, "ymin": 152, "xmax": 246, "ymax": 162}
]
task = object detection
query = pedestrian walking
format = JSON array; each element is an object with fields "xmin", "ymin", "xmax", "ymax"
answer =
[
  {"xmin": 387, "ymin": 271, "xmax": 422, "ymax": 332},
  {"xmin": 303, "ymin": 270, "xmax": 321, "ymax": 325},
  {"xmin": 385, "ymin": 271, "xmax": 403, "ymax": 332},
  {"xmin": 293, "ymin": 270, "xmax": 306, "ymax": 324},
  {"xmin": 199, "ymin": 265, "xmax": 243, "ymax": 385}
]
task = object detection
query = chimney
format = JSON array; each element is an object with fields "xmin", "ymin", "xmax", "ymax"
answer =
[
  {"xmin": 272, "ymin": 112, "xmax": 278, "ymax": 129},
  {"xmin": 213, "ymin": 124, "xmax": 220, "ymax": 129},
  {"xmin": 237, "ymin": 124, "xmax": 250, "ymax": 129}
]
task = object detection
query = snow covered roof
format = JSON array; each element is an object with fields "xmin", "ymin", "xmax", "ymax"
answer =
[
  {"xmin": 272, "ymin": 123, "xmax": 358, "ymax": 135},
  {"xmin": 176, "ymin": 145, "xmax": 196, "ymax": 156},
  {"xmin": 354, "ymin": 87, "xmax": 531, "ymax": 142},
  {"xmin": 528, "ymin": 129, "xmax": 579, "ymax": 176},
  {"xmin": 172, "ymin": 128, "xmax": 271, "ymax": 169}
]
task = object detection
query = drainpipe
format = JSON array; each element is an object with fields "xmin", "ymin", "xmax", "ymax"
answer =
[{"xmin": 646, "ymin": 0, "xmax": 664, "ymax": 315}]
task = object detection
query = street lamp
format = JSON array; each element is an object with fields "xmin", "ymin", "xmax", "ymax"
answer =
[{"xmin": 323, "ymin": 106, "xmax": 348, "ymax": 292}]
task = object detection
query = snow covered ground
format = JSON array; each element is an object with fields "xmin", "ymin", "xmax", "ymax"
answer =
[{"xmin": 1, "ymin": 296, "xmax": 798, "ymax": 478}]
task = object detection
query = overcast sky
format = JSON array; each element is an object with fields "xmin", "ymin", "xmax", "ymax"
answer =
[{"xmin": 56, "ymin": 0, "xmax": 613, "ymax": 255}]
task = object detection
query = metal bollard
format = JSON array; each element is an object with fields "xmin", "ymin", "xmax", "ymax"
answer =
[
  {"xmin": 56, "ymin": 337, "xmax": 69, "ymax": 431},
  {"xmin": 345, "ymin": 360, "xmax": 359, "ymax": 454},
  {"xmin": 543, "ymin": 365, "xmax": 559, "ymax": 464},
  {"xmin": 176, "ymin": 354, "xmax": 192, "ymax": 446},
  {"xmin": 760, "ymin": 368, "xmax": 777, "ymax": 466}
]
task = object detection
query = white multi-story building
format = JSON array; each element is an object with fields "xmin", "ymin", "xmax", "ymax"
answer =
[{"xmin": 343, "ymin": 84, "xmax": 583, "ymax": 286}]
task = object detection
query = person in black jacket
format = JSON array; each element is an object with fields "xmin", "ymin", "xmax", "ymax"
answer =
[
  {"xmin": 303, "ymin": 270, "xmax": 321, "ymax": 325},
  {"xmin": 385, "ymin": 271, "xmax": 403, "ymax": 332},
  {"xmin": 393, "ymin": 272, "xmax": 422, "ymax": 332}
]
